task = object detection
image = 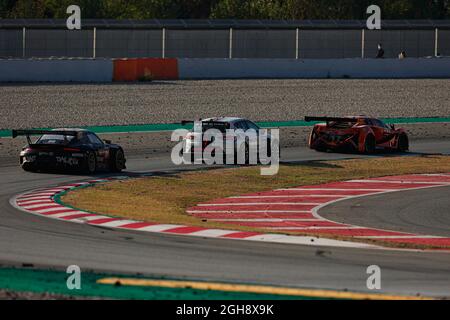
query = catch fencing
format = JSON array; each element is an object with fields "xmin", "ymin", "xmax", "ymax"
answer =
[{"xmin": 1, "ymin": 19, "xmax": 449, "ymax": 59}]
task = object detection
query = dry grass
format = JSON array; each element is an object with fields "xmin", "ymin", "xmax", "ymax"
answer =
[{"xmin": 62, "ymin": 155, "xmax": 450, "ymax": 248}]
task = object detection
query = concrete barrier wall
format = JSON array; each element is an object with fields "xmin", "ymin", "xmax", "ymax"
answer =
[
  {"xmin": 178, "ymin": 58, "xmax": 450, "ymax": 79},
  {"xmin": 1, "ymin": 57, "xmax": 450, "ymax": 82},
  {"xmin": 0, "ymin": 59, "xmax": 113, "ymax": 82}
]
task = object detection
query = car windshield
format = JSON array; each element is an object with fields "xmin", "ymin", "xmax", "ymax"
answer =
[
  {"xmin": 36, "ymin": 134, "xmax": 75, "ymax": 145},
  {"xmin": 195, "ymin": 122, "xmax": 230, "ymax": 133}
]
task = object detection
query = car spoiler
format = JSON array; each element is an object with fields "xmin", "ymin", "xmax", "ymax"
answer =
[
  {"xmin": 305, "ymin": 116, "xmax": 359, "ymax": 123},
  {"xmin": 181, "ymin": 119, "xmax": 206, "ymax": 126},
  {"xmin": 12, "ymin": 129, "xmax": 79, "ymax": 144}
]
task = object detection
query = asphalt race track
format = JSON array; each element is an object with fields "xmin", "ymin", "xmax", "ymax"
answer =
[
  {"xmin": 0, "ymin": 140, "xmax": 449, "ymax": 297},
  {"xmin": 320, "ymin": 186, "xmax": 450, "ymax": 238}
]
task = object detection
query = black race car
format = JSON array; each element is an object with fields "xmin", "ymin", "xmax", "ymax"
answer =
[{"xmin": 12, "ymin": 129, "xmax": 126, "ymax": 173}]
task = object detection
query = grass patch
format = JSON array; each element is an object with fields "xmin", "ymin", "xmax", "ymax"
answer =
[{"xmin": 62, "ymin": 155, "xmax": 450, "ymax": 248}]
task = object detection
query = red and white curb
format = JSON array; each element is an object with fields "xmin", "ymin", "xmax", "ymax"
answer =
[
  {"xmin": 10, "ymin": 173, "xmax": 450, "ymax": 250},
  {"xmin": 189, "ymin": 173, "xmax": 450, "ymax": 249}
]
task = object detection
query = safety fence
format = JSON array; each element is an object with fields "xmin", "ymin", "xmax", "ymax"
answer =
[{"xmin": 1, "ymin": 20, "xmax": 450, "ymax": 59}]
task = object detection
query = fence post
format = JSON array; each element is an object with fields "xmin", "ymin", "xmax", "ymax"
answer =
[
  {"xmin": 93, "ymin": 27, "xmax": 97, "ymax": 59},
  {"xmin": 361, "ymin": 29, "xmax": 365, "ymax": 59},
  {"xmin": 435, "ymin": 28, "xmax": 439, "ymax": 56},
  {"xmin": 22, "ymin": 27, "xmax": 26, "ymax": 58},
  {"xmin": 229, "ymin": 27, "xmax": 233, "ymax": 59},
  {"xmin": 162, "ymin": 27, "xmax": 166, "ymax": 58},
  {"xmin": 295, "ymin": 28, "xmax": 299, "ymax": 59}
]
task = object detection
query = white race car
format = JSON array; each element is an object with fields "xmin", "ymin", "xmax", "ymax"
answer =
[{"xmin": 181, "ymin": 117, "xmax": 276, "ymax": 165}]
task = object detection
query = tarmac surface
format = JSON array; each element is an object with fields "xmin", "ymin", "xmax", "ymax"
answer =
[{"xmin": 0, "ymin": 142, "xmax": 449, "ymax": 298}]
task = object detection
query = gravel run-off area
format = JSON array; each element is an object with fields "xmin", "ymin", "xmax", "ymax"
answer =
[{"xmin": 0, "ymin": 79, "xmax": 449, "ymax": 129}]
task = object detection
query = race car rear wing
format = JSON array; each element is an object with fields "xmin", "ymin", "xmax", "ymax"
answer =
[
  {"xmin": 12, "ymin": 129, "xmax": 79, "ymax": 144},
  {"xmin": 305, "ymin": 117, "xmax": 360, "ymax": 127}
]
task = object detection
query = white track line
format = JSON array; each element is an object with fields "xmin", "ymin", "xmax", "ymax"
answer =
[
  {"xmin": 189, "ymin": 229, "xmax": 235, "ymax": 237},
  {"xmin": 18, "ymin": 193, "xmax": 56, "ymax": 198},
  {"xmin": 22, "ymin": 203, "xmax": 60, "ymax": 209},
  {"xmin": 17, "ymin": 199, "xmax": 53, "ymax": 205},
  {"xmin": 197, "ymin": 203, "xmax": 321, "ymax": 206},
  {"xmin": 34, "ymin": 206, "xmax": 68, "ymax": 213},
  {"xmin": 348, "ymin": 179, "xmax": 450, "ymax": 185},
  {"xmin": 356, "ymin": 235, "xmax": 444, "ymax": 239},
  {"xmin": 129, "ymin": 224, "xmax": 181, "ymax": 232},
  {"xmin": 276, "ymin": 188, "xmax": 395, "ymax": 192},
  {"xmin": 210, "ymin": 218, "xmax": 319, "ymax": 222},
  {"xmin": 187, "ymin": 210, "xmax": 312, "ymax": 213},
  {"xmin": 48, "ymin": 211, "xmax": 86, "ymax": 219},
  {"xmin": 228, "ymin": 195, "xmax": 347, "ymax": 199},
  {"xmin": 91, "ymin": 220, "xmax": 137, "ymax": 228},
  {"xmin": 268, "ymin": 226, "xmax": 362, "ymax": 230}
]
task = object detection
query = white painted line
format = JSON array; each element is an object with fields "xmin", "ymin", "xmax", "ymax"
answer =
[
  {"xmin": 269, "ymin": 226, "xmax": 362, "ymax": 230},
  {"xmin": 210, "ymin": 218, "xmax": 319, "ymax": 222},
  {"xmin": 245, "ymin": 234, "xmax": 378, "ymax": 248},
  {"xmin": 48, "ymin": 211, "xmax": 85, "ymax": 219},
  {"xmin": 37, "ymin": 188, "xmax": 67, "ymax": 193},
  {"xmin": 187, "ymin": 210, "xmax": 312, "ymax": 214},
  {"xmin": 131, "ymin": 224, "xmax": 181, "ymax": 232},
  {"xmin": 349, "ymin": 179, "xmax": 450, "ymax": 185},
  {"xmin": 92, "ymin": 220, "xmax": 137, "ymax": 228},
  {"xmin": 18, "ymin": 193, "xmax": 56, "ymax": 198},
  {"xmin": 197, "ymin": 203, "xmax": 321, "ymax": 206},
  {"xmin": 276, "ymin": 188, "xmax": 395, "ymax": 192},
  {"xmin": 229, "ymin": 195, "xmax": 346, "ymax": 199},
  {"xmin": 22, "ymin": 203, "xmax": 60, "ymax": 209},
  {"xmin": 17, "ymin": 196, "xmax": 52, "ymax": 201},
  {"xmin": 69, "ymin": 215, "xmax": 111, "ymax": 222},
  {"xmin": 34, "ymin": 206, "xmax": 69, "ymax": 213},
  {"xmin": 189, "ymin": 229, "xmax": 235, "ymax": 237},
  {"xmin": 17, "ymin": 199, "xmax": 53, "ymax": 205},
  {"xmin": 357, "ymin": 235, "xmax": 443, "ymax": 239}
]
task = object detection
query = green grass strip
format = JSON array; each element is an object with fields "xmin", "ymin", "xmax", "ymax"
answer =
[
  {"xmin": 0, "ymin": 267, "xmax": 320, "ymax": 300},
  {"xmin": 1, "ymin": 117, "xmax": 449, "ymax": 138}
]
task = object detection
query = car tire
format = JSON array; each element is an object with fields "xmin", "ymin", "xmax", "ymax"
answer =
[
  {"xmin": 363, "ymin": 135, "xmax": 376, "ymax": 154},
  {"xmin": 308, "ymin": 130, "xmax": 318, "ymax": 149},
  {"xmin": 22, "ymin": 163, "xmax": 36, "ymax": 172},
  {"xmin": 397, "ymin": 134, "xmax": 409, "ymax": 152},
  {"xmin": 85, "ymin": 151, "xmax": 97, "ymax": 174},
  {"xmin": 110, "ymin": 148, "xmax": 126, "ymax": 172}
]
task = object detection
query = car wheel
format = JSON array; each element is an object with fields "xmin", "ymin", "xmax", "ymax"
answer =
[
  {"xmin": 364, "ymin": 135, "xmax": 376, "ymax": 154},
  {"xmin": 308, "ymin": 130, "xmax": 318, "ymax": 149},
  {"xmin": 397, "ymin": 134, "xmax": 409, "ymax": 152},
  {"xmin": 85, "ymin": 151, "xmax": 97, "ymax": 174},
  {"xmin": 22, "ymin": 163, "xmax": 36, "ymax": 172},
  {"xmin": 111, "ymin": 149, "xmax": 125, "ymax": 172}
]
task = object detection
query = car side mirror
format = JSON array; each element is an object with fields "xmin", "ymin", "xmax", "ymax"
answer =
[{"xmin": 104, "ymin": 139, "xmax": 112, "ymax": 144}]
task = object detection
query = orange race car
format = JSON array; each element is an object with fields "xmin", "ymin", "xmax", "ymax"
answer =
[{"xmin": 305, "ymin": 116, "xmax": 409, "ymax": 154}]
